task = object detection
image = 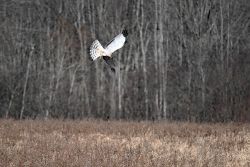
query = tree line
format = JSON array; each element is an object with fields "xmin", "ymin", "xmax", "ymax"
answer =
[{"xmin": 0, "ymin": 0, "xmax": 249, "ymax": 122}]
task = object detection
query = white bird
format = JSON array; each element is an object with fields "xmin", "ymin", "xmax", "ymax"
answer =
[{"xmin": 90, "ymin": 29, "xmax": 128, "ymax": 72}]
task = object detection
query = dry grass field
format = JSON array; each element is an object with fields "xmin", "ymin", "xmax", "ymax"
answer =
[{"xmin": 0, "ymin": 119, "xmax": 249, "ymax": 167}]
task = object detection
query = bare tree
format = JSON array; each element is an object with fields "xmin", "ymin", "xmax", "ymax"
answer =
[{"xmin": 0, "ymin": 0, "xmax": 249, "ymax": 122}]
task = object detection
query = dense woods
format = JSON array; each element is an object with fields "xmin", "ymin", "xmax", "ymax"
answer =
[{"xmin": 0, "ymin": 0, "xmax": 249, "ymax": 122}]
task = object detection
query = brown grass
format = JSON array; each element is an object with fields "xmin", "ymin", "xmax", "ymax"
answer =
[{"xmin": 0, "ymin": 119, "xmax": 249, "ymax": 167}]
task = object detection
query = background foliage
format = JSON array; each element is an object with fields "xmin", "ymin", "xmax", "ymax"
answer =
[{"xmin": 0, "ymin": 0, "xmax": 250, "ymax": 121}]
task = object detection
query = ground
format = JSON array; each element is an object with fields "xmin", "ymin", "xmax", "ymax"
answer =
[{"xmin": 0, "ymin": 119, "xmax": 249, "ymax": 167}]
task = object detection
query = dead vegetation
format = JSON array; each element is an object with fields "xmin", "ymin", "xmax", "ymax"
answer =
[{"xmin": 0, "ymin": 119, "xmax": 249, "ymax": 167}]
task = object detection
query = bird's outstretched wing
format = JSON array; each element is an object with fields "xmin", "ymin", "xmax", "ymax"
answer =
[
  {"xmin": 105, "ymin": 34, "xmax": 126, "ymax": 56},
  {"xmin": 105, "ymin": 38, "xmax": 115, "ymax": 48},
  {"xmin": 103, "ymin": 56, "xmax": 116, "ymax": 73}
]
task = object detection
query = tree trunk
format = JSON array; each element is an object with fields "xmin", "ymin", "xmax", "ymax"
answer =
[{"xmin": 20, "ymin": 48, "xmax": 33, "ymax": 119}]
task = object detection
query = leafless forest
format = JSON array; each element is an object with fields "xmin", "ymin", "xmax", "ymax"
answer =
[{"xmin": 0, "ymin": 0, "xmax": 250, "ymax": 121}]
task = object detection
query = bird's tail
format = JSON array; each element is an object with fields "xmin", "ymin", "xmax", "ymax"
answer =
[{"xmin": 90, "ymin": 40, "xmax": 105, "ymax": 61}]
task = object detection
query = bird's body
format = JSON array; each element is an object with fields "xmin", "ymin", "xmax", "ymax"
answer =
[{"xmin": 90, "ymin": 30, "xmax": 128, "ymax": 72}]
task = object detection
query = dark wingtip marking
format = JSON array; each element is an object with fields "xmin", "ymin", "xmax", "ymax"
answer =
[{"xmin": 122, "ymin": 29, "xmax": 128, "ymax": 37}]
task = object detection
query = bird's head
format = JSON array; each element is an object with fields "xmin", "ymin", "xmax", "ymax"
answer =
[{"xmin": 122, "ymin": 29, "xmax": 128, "ymax": 37}]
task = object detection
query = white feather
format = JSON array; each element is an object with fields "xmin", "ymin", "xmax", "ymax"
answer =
[
  {"xmin": 90, "ymin": 33, "xmax": 126, "ymax": 61},
  {"xmin": 90, "ymin": 40, "xmax": 106, "ymax": 60},
  {"xmin": 105, "ymin": 34, "xmax": 126, "ymax": 55}
]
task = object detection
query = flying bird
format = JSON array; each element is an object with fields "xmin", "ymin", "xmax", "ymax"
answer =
[{"xmin": 90, "ymin": 29, "xmax": 128, "ymax": 72}]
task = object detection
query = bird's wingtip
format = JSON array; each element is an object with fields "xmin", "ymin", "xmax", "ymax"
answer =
[{"xmin": 122, "ymin": 29, "xmax": 128, "ymax": 37}]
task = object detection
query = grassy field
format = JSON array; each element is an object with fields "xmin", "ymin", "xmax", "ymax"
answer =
[{"xmin": 0, "ymin": 120, "xmax": 249, "ymax": 167}]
